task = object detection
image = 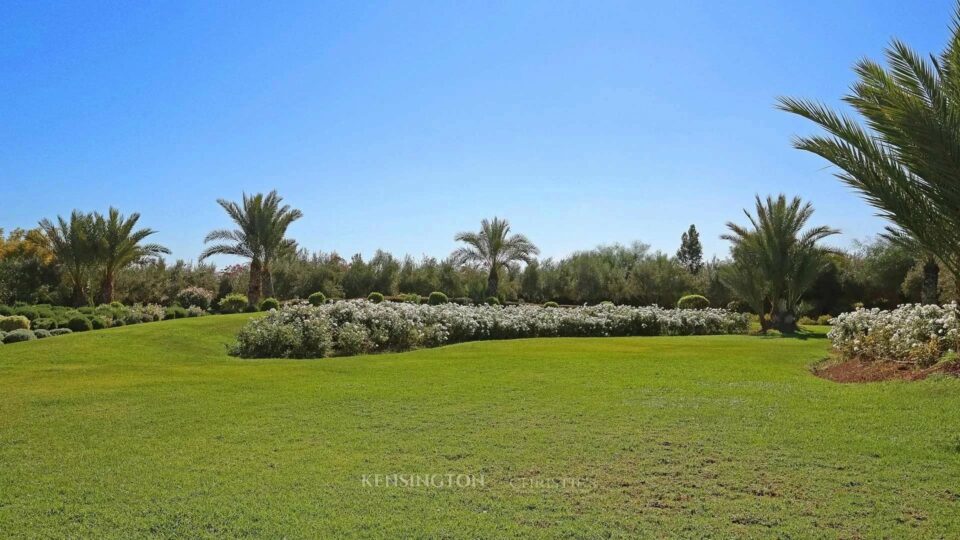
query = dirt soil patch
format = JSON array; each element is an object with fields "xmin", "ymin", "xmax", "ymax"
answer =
[{"xmin": 814, "ymin": 358, "xmax": 960, "ymax": 383}]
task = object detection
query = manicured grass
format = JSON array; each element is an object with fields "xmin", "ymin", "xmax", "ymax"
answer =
[{"xmin": 1, "ymin": 316, "xmax": 959, "ymax": 537}]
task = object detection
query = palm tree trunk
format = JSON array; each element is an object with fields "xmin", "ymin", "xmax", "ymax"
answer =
[
  {"xmin": 921, "ymin": 257, "xmax": 940, "ymax": 305},
  {"xmin": 486, "ymin": 266, "xmax": 499, "ymax": 298},
  {"xmin": 71, "ymin": 282, "xmax": 86, "ymax": 307},
  {"xmin": 262, "ymin": 265, "xmax": 274, "ymax": 299},
  {"xmin": 248, "ymin": 260, "xmax": 263, "ymax": 306},
  {"xmin": 99, "ymin": 274, "xmax": 115, "ymax": 305}
]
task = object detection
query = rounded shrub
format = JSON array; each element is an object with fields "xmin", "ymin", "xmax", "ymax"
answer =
[
  {"xmin": 428, "ymin": 291, "xmax": 448, "ymax": 305},
  {"xmin": 486, "ymin": 297, "xmax": 501, "ymax": 306},
  {"xmin": 218, "ymin": 293, "xmax": 249, "ymax": 314},
  {"xmin": 308, "ymin": 292, "xmax": 327, "ymax": 306},
  {"xmin": 367, "ymin": 292, "xmax": 385, "ymax": 304},
  {"xmin": 259, "ymin": 298, "xmax": 280, "ymax": 311},
  {"xmin": 89, "ymin": 316, "xmax": 108, "ymax": 330},
  {"xmin": 78, "ymin": 306, "xmax": 94, "ymax": 315},
  {"xmin": 176, "ymin": 287, "xmax": 214, "ymax": 311},
  {"xmin": 0, "ymin": 315, "xmax": 31, "ymax": 332},
  {"xmin": 543, "ymin": 301, "xmax": 559, "ymax": 308},
  {"xmin": 817, "ymin": 314, "xmax": 833, "ymax": 326},
  {"xmin": 165, "ymin": 306, "xmax": 188, "ymax": 319},
  {"xmin": 67, "ymin": 316, "xmax": 93, "ymax": 332},
  {"xmin": 0, "ymin": 305, "xmax": 13, "ymax": 316},
  {"xmin": 677, "ymin": 295, "xmax": 710, "ymax": 310},
  {"xmin": 3, "ymin": 329, "xmax": 36, "ymax": 344},
  {"xmin": 0, "ymin": 331, "xmax": 5, "ymax": 342},
  {"xmin": 34, "ymin": 329, "xmax": 52, "ymax": 339},
  {"xmin": 50, "ymin": 328, "xmax": 73, "ymax": 337},
  {"xmin": 31, "ymin": 318, "xmax": 57, "ymax": 331},
  {"xmin": 109, "ymin": 301, "xmax": 125, "ymax": 309},
  {"xmin": 14, "ymin": 306, "xmax": 39, "ymax": 321}
]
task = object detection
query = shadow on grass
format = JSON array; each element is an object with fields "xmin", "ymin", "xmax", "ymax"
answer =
[{"xmin": 754, "ymin": 326, "xmax": 830, "ymax": 341}]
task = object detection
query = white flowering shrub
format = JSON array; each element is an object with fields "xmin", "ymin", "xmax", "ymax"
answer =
[
  {"xmin": 829, "ymin": 303, "xmax": 960, "ymax": 366},
  {"xmin": 230, "ymin": 300, "xmax": 750, "ymax": 359}
]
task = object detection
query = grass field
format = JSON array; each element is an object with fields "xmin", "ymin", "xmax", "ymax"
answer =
[{"xmin": 2, "ymin": 315, "xmax": 959, "ymax": 537}]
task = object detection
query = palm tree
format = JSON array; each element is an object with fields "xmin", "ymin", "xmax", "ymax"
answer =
[
  {"xmin": 34, "ymin": 211, "xmax": 95, "ymax": 306},
  {"xmin": 721, "ymin": 195, "xmax": 838, "ymax": 332},
  {"xmin": 777, "ymin": 5, "xmax": 960, "ymax": 301},
  {"xmin": 200, "ymin": 191, "xmax": 302, "ymax": 305},
  {"xmin": 452, "ymin": 217, "xmax": 539, "ymax": 298},
  {"xmin": 90, "ymin": 208, "xmax": 169, "ymax": 304}
]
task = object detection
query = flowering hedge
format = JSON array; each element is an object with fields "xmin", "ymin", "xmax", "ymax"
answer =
[
  {"xmin": 829, "ymin": 303, "xmax": 960, "ymax": 366},
  {"xmin": 229, "ymin": 300, "xmax": 751, "ymax": 359}
]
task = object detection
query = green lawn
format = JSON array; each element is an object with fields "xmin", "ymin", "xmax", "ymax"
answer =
[{"xmin": 1, "ymin": 316, "xmax": 959, "ymax": 538}]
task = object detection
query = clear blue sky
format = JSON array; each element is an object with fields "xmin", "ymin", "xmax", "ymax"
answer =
[{"xmin": 1, "ymin": 1, "xmax": 954, "ymax": 265}]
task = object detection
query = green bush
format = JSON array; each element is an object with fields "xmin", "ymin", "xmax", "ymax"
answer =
[
  {"xmin": 817, "ymin": 314, "xmax": 833, "ymax": 325},
  {"xmin": 50, "ymin": 328, "xmax": 73, "ymax": 337},
  {"xmin": 14, "ymin": 306, "xmax": 39, "ymax": 321},
  {"xmin": 544, "ymin": 301, "xmax": 559, "ymax": 308},
  {"xmin": 34, "ymin": 329, "xmax": 52, "ymax": 339},
  {"xmin": 0, "ymin": 305, "xmax": 13, "ymax": 316},
  {"xmin": 176, "ymin": 287, "xmax": 214, "ymax": 310},
  {"xmin": 452, "ymin": 297, "xmax": 473, "ymax": 305},
  {"xmin": 367, "ymin": 292, "xmax": 385, "ymax": 304},
  {"xmin": 32, "ymin": 318, "xmax": 57, "ymax": 331},
  {"xmin": 89, "ymin": 316, "xmax": 108, "ymax": 330},
  {"xmin": 0, "ymin": 331, "xmax": 5, "ymax": 342},
  {"xmin": 259, "ymin": 298, "xmax": 280, "ymax": 311},
  {"xmin": 404, "ymin": 293, "xmax": 421, "ymax": 304},
  {"xmin": 308, "ymin": 292, "xmax": 327, "ymax": 306},
  {"xmin": 0, "ymin": 316, "xmax": 31, "ymax": 332},
  {"xmin": 798, "ymin": 316, "xmax": 816, "ymax": 326},
  {"xmin": 486, "ymin": 297, "xmax": 501, "ymax": 306},
  {"xmin": 67, "ymin": 316, "xmax": 93, "ymax": 332},
  {"xmin": 110, "ymin": 301, "xmax": 125, "ymax": 309},
  {"xmin": 165, "ymin": 306, "xmax": 188, "ymax": 319},
  {"xmin": 3, "ymin": 329, "xmax": 36, "ymax": 344},
  {"xmin": 677, "ymin": 295, "xmax": 710, "ymax": 310},
  {"xmin": 111, "ymin": 319, "xmax": 126, "ymax": 327},
  {"xmin": 218, "ymin": 293, "xmax": 249, "ymax": 314},
  {"xmin": 78, "ymin": 306, "xmax": 94, "ymax": 315},
  {"xmin": 428, "ymin": 291, "xmax": 448, "ymax": 305}
]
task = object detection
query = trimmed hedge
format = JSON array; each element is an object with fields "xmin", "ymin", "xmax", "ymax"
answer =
[
  {"xmin": 677, "ymin": 295, "xmax": 710, "ymax": 310},
  {"xmin": 308, "ymin": 292, "xmax": 327, "ymax": 306},
  {"xmin": 0, "ymin": 316, "xmax": 31, "ymax": 332},
  {"xmin": 428, "ymin": 291, "xmax": 448, "ymax": 305},
  {"xmin": 259, "ymin": 298, "xmax": 280, "ymax": 311},
  {"xmin": 367, "ymin": 292, "xmax": 385, "ymax": 304},
  {"xmin": 3, "ymin": 329, "xmax": 36, "ymax": 344}
]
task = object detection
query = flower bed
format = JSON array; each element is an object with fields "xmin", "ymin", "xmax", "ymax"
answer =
[
  {"xmin": 229, "ymin": 300, "xmax": 751, "ymax": 359},
  {"xmin": 829, "ymin": 303, "xmax": 960, "ymax": 366}
]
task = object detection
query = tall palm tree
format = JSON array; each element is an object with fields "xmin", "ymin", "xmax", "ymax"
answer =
[
  {"xmin": 34, "ymin": 211, "xmax": 95, "ymax": 306},
  {"xmin": 90, "ymin": 208, "xmax": 169, "ymax": 304},
  {"xmin": 778, "ymin": 4, "xmax": 960, "ymax": 301},
  {"xmin": 200, "ymin": 191, "xmax": 302, "ymax": 305},
  {"xmin": 452, "ymin": 217, "xmax": 539, "ymax": 298},
  {"xmin": 721, "ymin": 195, "xmax": 838, "ymax": 332}
]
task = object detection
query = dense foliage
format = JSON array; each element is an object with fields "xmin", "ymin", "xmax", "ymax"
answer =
[
  {"xmin": 830, "ymin": 303, "xmax": 960, "ymax": 366},
  {"xmin": 230, "ymin": 300, "xmax": 751, "ymax": 359}
]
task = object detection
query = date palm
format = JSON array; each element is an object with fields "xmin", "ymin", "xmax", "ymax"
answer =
[
  {"xmin": 721, "ymin": 195, "xmax": 838, "ymax": 332},
  {"xmin": 35, "ymin": 211, "xmax": 95, "ymax": 306},
  {"xmin": 452, "ymin": 217, "xmax": 539, "ymax": 298},
  {"xmin": 778, "ymin": 4, "xmax": 960, "ymax": 300},
  {"xmin": 200, "ymin": 191, "xmax": 302, "ymax": 305},
  {"xmin": 90, "ymin": 208, "xmax": 169, "ymax": 304}
]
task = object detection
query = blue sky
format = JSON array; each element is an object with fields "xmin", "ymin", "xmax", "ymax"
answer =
[{"xmin": 1, "ymin": 0, "xmax": 954, "ymax": 265}]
